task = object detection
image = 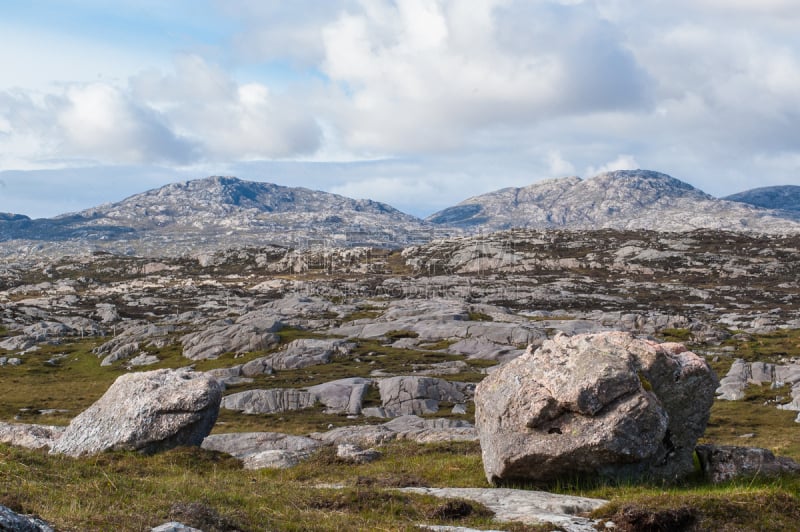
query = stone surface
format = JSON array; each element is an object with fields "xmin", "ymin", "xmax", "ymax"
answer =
[
  {"xmin": 181, "ymin": 321, "xmax": 280, "ymax": 360},
  {"xmin": 475, "ymin": 332, "xmax": 718, "ymax": 484},
  {"xmin": 50, "ymin": 368, "xmax": 223, "ymax": 457},
  {"xmin": 202, "ymin": 431, "xmax": 320, "ymax": 470},
  {"xmin": 0, "ymin": 422, "xmax": 64, "ymax": 450},
  {"xmin": 307, "ymin": 377, "xmax": 372, "ymax": 414},
  {"xmin": 151, "ymin": 523, "xmax": 203, "ymax": 532},
  {"xmin": 312, "ymin": 415, "xmax": 477, "ymax": 446},
  {"xmin": 269, "ymin": 338, "xmax": 356, "ymax": 370},
  {"xmin": 0, "ymin": 504, "xmax": 55, "ymax": 532},
  {"xmin": 695, "ymin": 444, "xmax": 800, "ymax": 483},
  {"xmin": 375, "ymin": 376, "xmax": 474, "ymax": 417},
  {"xmin": 336, "ymin": 443, "xmax": 381, "ymax": 464},
  {"xmin": 220, "ymin": 388, "xmax": 316, "ymax": 414},
  {"xmin": 398, "ymin": 487, "xmax": 606, "ymax": 531}
]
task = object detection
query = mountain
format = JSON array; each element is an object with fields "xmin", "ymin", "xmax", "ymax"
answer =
[
  {"xmin": 427, "ymin": 170, "xmax": 800, "ymax": 233},
  {"xmin": 0, "ymin": 176, "xmax": 441, "ymax": 257},
  {"xmin": 724, "ymin": 185, "xmax": 800, "ymax": 213}
]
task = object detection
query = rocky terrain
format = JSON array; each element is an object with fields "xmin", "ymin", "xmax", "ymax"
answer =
[
  {"xmin": 2, "ymin": 219, "xmax": 800, "ymax": 528},
  {"xmin": 427, "ymin": 170, "xmax": 800, "ymax": 233}
]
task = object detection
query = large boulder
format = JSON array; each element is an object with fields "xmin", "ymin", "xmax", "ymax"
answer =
[
  {"xmin": 474, "ymin": 331, "xmax": 717, "ymax": 484},
  {"xmin": 50, "ymin": 369, "xmax": 223, "ymax": 457}
]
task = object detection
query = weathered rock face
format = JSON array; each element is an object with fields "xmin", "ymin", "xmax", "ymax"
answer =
[
  {"xmin": 50, "ymin": 369, "xmax": 223, "ymax": 457},
  {"xmin": 220, "ymin": 389, "xmax": 316, "ymax": 415},
  {"xmin": 370, "ymin": 376, "xmax": 474, "ymax": 418},
  {"xmin": 181, "ymin": 320, "xmax": 281, "ymax": 361},
  {"xmin": 474, "ymin": 331, "xmax": 717, "ymax": 484},
  {"xmin": 696, "ymin": 444, "xmax": 800, "ymax": 483},
  {"xmin": 201, "ymin": 432, "xmax": 320, "ymax": 470}
]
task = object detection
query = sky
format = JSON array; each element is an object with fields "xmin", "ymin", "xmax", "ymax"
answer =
[{"xmin": 1, "ymin": 0, "xmax": 799, "ymax": 219}]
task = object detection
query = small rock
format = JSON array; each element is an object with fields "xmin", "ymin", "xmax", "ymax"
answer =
[
  {"xmin": 695, "ymin": 444, "xmax": 800, "ymax": 483},
  {"xmin": 336, "ymin": 443, "xmax": 381, "ymax": 464}
]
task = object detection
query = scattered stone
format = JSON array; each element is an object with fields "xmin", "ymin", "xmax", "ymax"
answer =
[
  {"xmin": 0, "ymin": 504, "xmax": 55, "ymax": 532},
  {"xmin": 127, "ymin": 353, "xmax": 160, "ymax": 367},
  {"xmin": 336, "ymin": 443, "xmax": 381, "ymax": 464},
  {"xmin": 695, "ymin": 444, "xmax": 800, "ymax": 483},
  {"xmin": 475, "ymin": 332, "xmax": 718, "ymax": 484},
  {"xmin": 50, "ymin": 368, "xmax": 223, "ymax": 457},
  {"xmin": 151, "ymin": 523, "xmax": 203, "ymax": 532}
]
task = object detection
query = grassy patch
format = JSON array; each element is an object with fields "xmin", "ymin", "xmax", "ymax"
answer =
[
  {"xmin": 467, "ymin": 312, "xmax": 494, "ymax": 322},
  {"xmin": 660, "ymin": 327, "xmax": 692, "ymax": 342}
]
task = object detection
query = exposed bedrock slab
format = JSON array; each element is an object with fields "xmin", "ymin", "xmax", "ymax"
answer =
[
  {"xmin": 201, "ymin": 431, "xmax": 320, "ymax": 469},
  {"xmin": 398, "ymin": 487, "xmax": 607, "ymax": 531}
]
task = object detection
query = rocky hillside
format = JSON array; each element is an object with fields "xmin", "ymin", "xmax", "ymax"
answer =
[
  {"xmin": 725, "ymin": 185, "xmax": 800, "ymax": 213},
  {"xmin": 0, "ymin": 176, "xmax": 442, "ymax": 257},
  {"xmin": 427, "ymin": 170, "xmax": 800, "ymax": 233}
]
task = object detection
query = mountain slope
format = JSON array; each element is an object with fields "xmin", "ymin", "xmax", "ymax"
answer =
[
  {"xmin": 0, "ymin": 176, "xmax": 438, "ymax": 256},
  {"xmin": 427, "ymin": 170, "xmax": 800, "ymax": 233},
  {"xmin": 724, "ymin": 185, "xmax": 800, "ymax": 213}
]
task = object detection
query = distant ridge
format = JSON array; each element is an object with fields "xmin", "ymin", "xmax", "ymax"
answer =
[
  {"xmin": 725, "ymin": 185, "xmax": 800, "ymax": 213},
  {"xmin": 427, "ymin": 169, "xmax": 800, "ymax": 233},
  {"xmin": 0, "ymin": 176, "xmax": 440, "ymax": 256}
]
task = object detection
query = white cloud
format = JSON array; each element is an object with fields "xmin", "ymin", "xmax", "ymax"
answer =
[
  {"xmin": 586, "ymin": 155, "xmax": 640, "ymax": 176},
  {"xmin": 319, "ymin": 0, "xmax": 652, "ymax": 153}
]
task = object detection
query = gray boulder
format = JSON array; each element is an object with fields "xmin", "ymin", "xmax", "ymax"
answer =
[
  {"xmin": 475, "ymin": 332, "xmax": 717, "ymax": 484},
  {"xmin": 308, "ymin": 377, "xmax": 372, "ymax": 415},
  {"xmin": 0, "ymin": 505, "xmax": 55, "ymax": 532},
  {"xmin": 202, "ymin": 431, "xmax": 320, "ymax": 470},
  {"xmin": 696, "ymin": 444, "xmax": 800, "ymax": 483},
  {"xmin": 220, "ymin": 388, "xmax": 315, "ymax": 414},
  {"xmin": 50, "ymin": 368, "xmax": 223, "ymax": 457}
]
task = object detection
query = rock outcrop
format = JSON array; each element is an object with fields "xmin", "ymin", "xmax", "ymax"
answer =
[
  {"xmin": 50, "ymin": 368, "xmax": 223, "ymax": 457},
  {"xmin": 312, "ymin": 415, "xmax": 477, "ymax": 446},
  {"xmin": 696, "ymin": 444, "xmax": 800, "ymax": 483},
  {"xmin": 475, "ymin": 331, "xmax": 717, "ymax": 484},
  {"xmin": 201, "ymin": 432, "xmax": 320, "ymax": 470},
  {"xmin": 369, "ymin": 376, "xmax": 474, "ymax": 418},
  {"xmin": 181, "ymin": 321, "xmax": 281, "ymax": 361},
  {"xmin": 220, "ymin": 388, "xmax": 316, "ymax": 415}
]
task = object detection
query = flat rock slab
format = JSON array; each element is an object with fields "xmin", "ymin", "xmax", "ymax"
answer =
[
  {"xmin": 312, "ymin": 415, "xmax": 477, "ymax": 446},
  {"xmin": 202, "ymin": 431, "xmax": 320, "ymax": 470},
  {"xmin": 398, "ymin": 487, "xmax": 606, "ymax": 532}
]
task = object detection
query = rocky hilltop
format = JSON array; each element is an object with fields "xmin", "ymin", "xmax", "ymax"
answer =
[
  {"xmin": 427, "ymin": 170, "xmax": 800, "ymax": 233},
  {"xmin": 0, "ymin": 176, "xmax": 442, "ymax": 258},
  {"xmin": 725, "ymin": 185, "xmax": 800, "ymax": 213}
]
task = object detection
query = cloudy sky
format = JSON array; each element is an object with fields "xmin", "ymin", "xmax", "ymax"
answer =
[{"xmin": 1, "ymin": 0, "xmax": 799, "ymax": 218}]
